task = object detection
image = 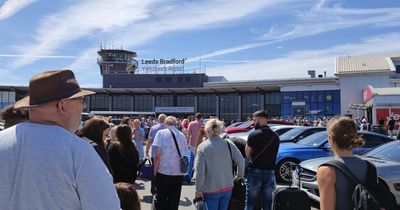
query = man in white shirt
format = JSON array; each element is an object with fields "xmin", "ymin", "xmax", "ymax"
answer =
[
  {"xmin": 0, "ymin": 70, "xmax": 120, "ymax": 210},
  {"xmin": 153, "ymin": 116, "xmax": 189, "ymax": 210}
]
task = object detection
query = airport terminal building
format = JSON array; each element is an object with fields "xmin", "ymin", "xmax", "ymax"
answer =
[{"xmin": 1, "ymin": 49, "xmax": 399, "ymax": 125}]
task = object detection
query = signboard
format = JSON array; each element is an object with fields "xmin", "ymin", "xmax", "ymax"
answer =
[
  {"xmin": 376, "ymin": 108, "xmax": 400, "ymax": 129},
  {"xmin": 292, "ymin": 101, "xmax": 306, "ymax": 106},
  {"xmin": 363, "ymin": 85, "xmax": 374, "ymax": 103},
  {"xmin": 154, "ymin": 107, "xmax": 194, "ymax": 113}
]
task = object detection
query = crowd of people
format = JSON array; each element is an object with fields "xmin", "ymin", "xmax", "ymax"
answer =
[{"xmin": 0, "ymin": 69, "xmax": 396, "ymax": 210}]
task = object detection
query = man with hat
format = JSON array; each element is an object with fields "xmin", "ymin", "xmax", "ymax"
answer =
[
  {"xmin": 0, "ymin": 70, "xmax": 120, "ymax": 209},
  {"xmin": 245, "ymin": 110, "xmax": 279, "ymax": 210}
]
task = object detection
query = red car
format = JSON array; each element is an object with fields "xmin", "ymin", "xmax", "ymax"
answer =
[{"xmin": 224, "ymin": 120, "xmax": 293, "ymax": 134}]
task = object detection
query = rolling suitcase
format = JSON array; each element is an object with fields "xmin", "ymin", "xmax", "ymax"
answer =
[
  {"xmin": 273, "ymin": 165, "xmax": 310, "ymax": 210},
  {"xmin": 182, "ymin": 150, "xmax": 195, "ymax": 183}
]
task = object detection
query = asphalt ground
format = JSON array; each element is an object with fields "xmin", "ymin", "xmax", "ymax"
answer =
[{"xmin": 134, "ymin": 178, "xmax": 319, "ymax": 210}]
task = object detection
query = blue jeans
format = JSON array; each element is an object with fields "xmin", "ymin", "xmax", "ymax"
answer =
[
  {"xmin": 245, "ymin": 169, "xmax": 276, "ymax": 210},
  {"xmin": 204, "ymin": 190, "xmax": 232, "ymax": 210}
]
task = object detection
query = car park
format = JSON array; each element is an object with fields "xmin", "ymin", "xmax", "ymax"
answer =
[
  {"xmin": 293, "ymin": 140, "xmax": 400, "ymax": 206},
  {"xmin": 275, "ymin": 131, "xmax": 394, "ymax": 183}
]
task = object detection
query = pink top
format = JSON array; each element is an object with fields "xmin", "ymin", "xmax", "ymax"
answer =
[
  {"xmin": 204, "ymin": 186, "xmax": 233, "ymax": 194},
  {"xmin": 188, "ymin": 119, "xmax": 201, "ymax": 147}
]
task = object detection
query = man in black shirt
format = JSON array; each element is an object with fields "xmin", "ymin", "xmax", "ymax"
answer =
[{"xmin": 245, "ymin": 110, "xmax": 279, "ymax": 210}]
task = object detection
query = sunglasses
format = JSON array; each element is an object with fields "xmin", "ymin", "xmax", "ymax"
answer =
[{"xmin": 63, "ymin": 96, "xmax": 86, "ymax": 104}]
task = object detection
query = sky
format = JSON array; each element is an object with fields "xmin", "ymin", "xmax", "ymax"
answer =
[{"xmin": 0, "ymin": 0, "xmax": 400, "ymax": 87}]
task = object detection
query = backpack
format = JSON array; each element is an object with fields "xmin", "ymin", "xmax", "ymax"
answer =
[{"xmin": 321, "ymin": 160, "xmax": 397, "ymax": 210}]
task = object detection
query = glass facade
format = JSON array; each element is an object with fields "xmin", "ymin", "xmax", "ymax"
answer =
[
  {"xmin": 113, "ymin": 95, "xmax": 133, "ymax": 111},
  {"xmin": 281, "ymin": 90, "xmax": 340, "ymax": 120},
  {"xmin": 219, "ymin": 93, "xmax": 238, "ymax": 122},
  {"xmin": 198, "ymin": 94, "xmax": 216, "ymax": 118},
  {"xmin": 241, "ymin": 93, "xmax": 261, "ymax": 121},
  {"xmin": 134, "ymin": 95, "xmax": 153, "ymax": 111},
  {"xmin": 0, "ymin": 91, "xmax": 16, "ymax": 109},
  {"xmin": 176, "ymin": 95, "xmax": 195, "ymax": 107},
  {"xmin": 265, "ymin": 92, "xmax": 281, "ymax": 118},
  {"xmin": 0, "ymin": 88, "xmax": 339, "ymax": 122},
  {"xmin": 90, "ymin": 94, "xmax": 110, "ymax": 111},
  {"xmin": 155, "ymin": 95, "xmax": 173, "ymax": 107}
]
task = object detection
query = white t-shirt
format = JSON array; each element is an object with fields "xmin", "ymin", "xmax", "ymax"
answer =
[
  {"xmin": 0, "ymin": 122, "xmax": 120, "ymax": 210},
  {"xmin": 153, "ymin": 127, "xmax": 189, "ymax": 176}
]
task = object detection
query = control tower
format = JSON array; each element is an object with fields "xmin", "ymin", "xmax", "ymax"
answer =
[{"xmin": 97, "ymin": 48, "xmax": 138, "ymax": 75}]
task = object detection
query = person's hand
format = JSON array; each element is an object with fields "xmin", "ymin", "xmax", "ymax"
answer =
[{"xmin": 195, "ymin": 191, "xmax": 204, "ymax": 200}]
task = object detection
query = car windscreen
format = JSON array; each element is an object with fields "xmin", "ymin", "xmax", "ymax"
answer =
[
  {"xmin": 279, "ymin": 127, "xmax": 306, "ymax": 140},
  {"xmin": 363, "ymin": 141, "xmax": 400, "ymax": 162},
  {"xmin": 297, "ymin": 131, "xmax": 327, "ymax": 146},
  {"xmin": 238, "ymin": 120, "xmax": 253, "ymax": 128}
]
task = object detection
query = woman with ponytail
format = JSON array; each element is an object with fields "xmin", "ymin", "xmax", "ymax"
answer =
[{"xmin": 317, "ymin": 116, "xmax": 367, "ymax": 210}]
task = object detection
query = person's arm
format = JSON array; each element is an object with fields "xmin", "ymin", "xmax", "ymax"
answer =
[
  {"xmin": 317, "ymin": 165, "xmax": 336, "ymax": 210},
  {"xmin": 152, "ymin": 132, "xmax": 162, "ymax": 177},
  {"xmin": 146, "ymin": 128, "xmax": 154, "ymax": 157},
  {"xmin": 187, "ymin": 123, "xmax": 193, "ymax": 144},
  {"xmin": 153, "ymin": 147, "xmax": 161, "ymax": 177},
  {"xmin": 245, "ymin": 145, "xmax": 252, "ymax": 158},
  {"xmin": 194, "ymin": 146, "xmax": 205, "ymax": 199}
]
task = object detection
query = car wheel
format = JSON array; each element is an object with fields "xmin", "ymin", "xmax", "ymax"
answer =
[{"xmin": 276, "ymin": 158, "xmax": 299, "ymax": 183}]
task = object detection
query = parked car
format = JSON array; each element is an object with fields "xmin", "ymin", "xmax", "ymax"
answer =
[
  {"xmin": 279, "ymin": 126, "xmax": 326, "ymax": 143},
  {"xmin": 226, "ymin": 121, "xmax": 243, "ymax": 128},
  {"xmin": 275, "ymin": 131, "xmax": 394, "ymax": 183},
  {"xmin": 224, "ymin": 125, "xmax": 299, "ymax": 141},
  {"xmin": 224, "ymin": 119, "xmax": 293, "ymax": 134},
  {"xmin": 293, "ymin": 140, "xmax": 400, "ymax": 206}
]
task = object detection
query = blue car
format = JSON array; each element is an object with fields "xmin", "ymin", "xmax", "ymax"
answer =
[{"xmin": 275, "ymin": 131, "xmax": 394, "ymax": 182}]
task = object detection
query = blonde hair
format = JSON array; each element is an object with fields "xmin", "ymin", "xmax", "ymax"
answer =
[
  {"xmin": 327, "ymin": 116, "xmax": 364, "ymax": 150},
  {"xmin": 205, "ymin": 119, "xmax": 223, "ymax": 137},
  {"xmin": 133, "ymin": 119, "xmax": 141, "ymax": 126}
]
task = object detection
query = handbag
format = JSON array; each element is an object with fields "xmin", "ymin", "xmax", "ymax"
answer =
[
  {"xmin": 193, "ymin": 197, "xmax": 206, "ymax": 210},
  {"xmin": 226, "ymin": 140, "xmax": 246, "ymax": 209},
  {"xmin": 168, "ymin": 128, "xmax": 189, "ymax": 173},
  {"xmin": 138, "ymin": 157, "xmax": 154, "ymax": 180}
]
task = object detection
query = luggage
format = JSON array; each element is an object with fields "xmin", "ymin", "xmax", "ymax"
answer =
[
  {"xmin": 273, "ymin": 165, "xmax": 310, "ymax": 210},
  {"xmin": 229, "ymin": 178, "xmax": 246, "ymax": 210},
  {"xmin": 182, "ymin": 150, "xmax": 195, "ymax": 183},
  {"xmin": 138, "ymin": 157, "xmax": 154, "ymax": 180}
]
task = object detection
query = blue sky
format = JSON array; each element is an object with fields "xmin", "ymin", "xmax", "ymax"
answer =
[{"xmin": 1, "ymin": 0, "xmax": 400, "ymax": 87}]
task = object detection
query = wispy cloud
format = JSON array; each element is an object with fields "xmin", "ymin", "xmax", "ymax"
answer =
[
  {"xmin": 65, "ymin": 0, "xmax": 298, "ymax": 75},
  {"xmin": 0, "ymin": 0, "xmax": 37, "ymax": 21},
  {"xmin": 207, "ymin": 33, "xmax": 400, "ymax": 81},
  {"xmin": 0, "ymin": 54, "xmax": 95, "ymax": 59},
  {"xmin": 192, "ymin": 1, "xmax": 400, "ymax": 61},
  {"xmin": 10, "ymin": 0, "xmax": 154, "ymax": 68}
]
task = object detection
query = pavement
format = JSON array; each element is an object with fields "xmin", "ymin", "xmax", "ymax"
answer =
[{"xmin": 134, "ymin": 178, "xmax": 319, "ymax": 210}]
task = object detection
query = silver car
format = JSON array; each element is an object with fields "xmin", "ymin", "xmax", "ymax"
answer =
[{"xmin": 292, "ymin": 140, "xmax": 400, "ymax": 206}]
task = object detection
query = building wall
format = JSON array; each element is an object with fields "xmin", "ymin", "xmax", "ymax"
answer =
[
  {"xmin": 103, "ymin": 74, "xmax": 207, "ymax": 88},
  {"xmin": 339, "ymin": 74, "xmax": 390, "ymax": 116}
]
